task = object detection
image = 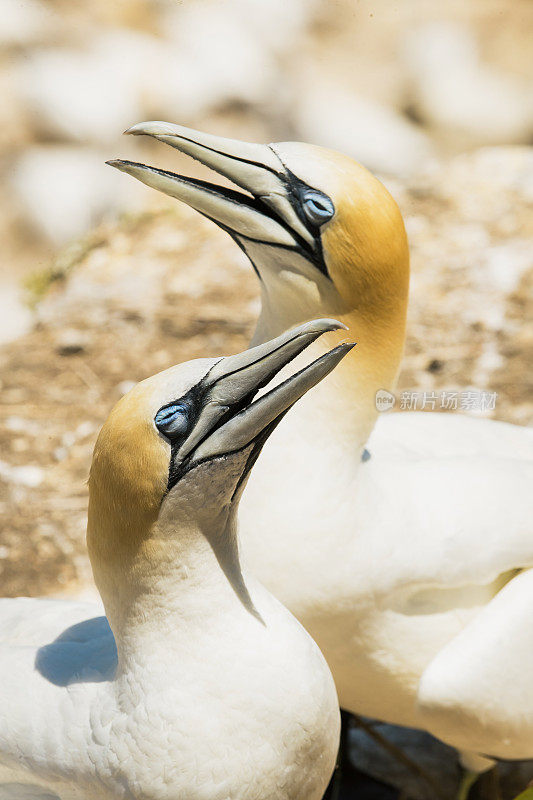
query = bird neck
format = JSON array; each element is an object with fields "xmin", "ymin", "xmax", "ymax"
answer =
[
  {"xmin": 87, "ymin": 502, "xmax": 255, "ymax": 674},
  {"xmin": 252, "ymin": 301, "xmax": 406, "ymax": 449}
]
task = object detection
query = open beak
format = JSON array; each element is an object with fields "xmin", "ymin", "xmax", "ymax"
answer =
[
  {"xmin": 107, "ymin": 120, "xmax": 314, "ymax": 252},
  {"xmin": 176, "ymin": 318, "xmax": 354, "ymax": 473}
]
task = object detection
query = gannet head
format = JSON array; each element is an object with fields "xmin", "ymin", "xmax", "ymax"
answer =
[
  {"xmin": 108, "ymin": 122, "xmax": 409, "ymax": 338},
  {"xmin": 87, "ymin": 319, "xmax": 353, "ymax": 616}
]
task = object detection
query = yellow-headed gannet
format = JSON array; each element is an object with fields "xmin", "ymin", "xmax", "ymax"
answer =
[
  {"xmin": 0, "ymin": 320, "xmax": 351, "ymax": 800},
  {"xmin": 109, "ymin": 123, "xmax": 533, "ymax": 776}
]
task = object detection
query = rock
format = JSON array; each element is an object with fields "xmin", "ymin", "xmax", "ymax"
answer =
[
  {"xmin": 348, "ymin": 717, "xmax": 533, "ymax": 800},
  {"xmin": 293, "ymin": 84, "xmax": 435, "ymax": 177},
  {"xmin": 348, "ymin": 719, "xmax": 461, "ymax": 800},
  {"xmin": 403, "ymin": 22, "xmax": 533, "ymax": 146},
  {"xmin": 54, "ymin": 329, "xmax": 90, "ymax": 356}
]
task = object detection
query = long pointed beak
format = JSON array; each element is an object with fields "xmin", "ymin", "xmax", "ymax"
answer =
[
  {"xmin": 107, "ymin": 120, "xmax": 314, "ymax": 248},
  {"xmin": 125, "ymin": 121, "xmax": 282, "ymax": 196},
  {"xmin": 107, "ymin": 158, "xmax": 297, "ymax": 247},
  {"xmin": 178, "ymin": 318, "xmax": 353, "ymax": 468},
  {"xmin": 195, "ymin": 339, "xmax": 354, "ymax": 463}
]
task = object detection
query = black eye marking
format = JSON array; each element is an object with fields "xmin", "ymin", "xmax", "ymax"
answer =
[
  {"xmin": 155, "ymin": 402, "xmax": 192, "ymax": 440},
  {"xmin": 300, "ymin": 189, "xmax": 335, "ymax": 227},
  {"xmin": 269, "ymin": 155, "xmax": 333, "ymax": 280},
  {"xmin": 155, "ymin": 365, "xmax": 223, "ymax": 493}
]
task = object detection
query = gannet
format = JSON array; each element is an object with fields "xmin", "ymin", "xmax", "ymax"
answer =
[
  {"xmin": 109, "ymin": 123, "xmax": 533, "ymax": 776},
  {"xmin": 0, "ymin": 320, "xmax": 349, "ymax": 800}
]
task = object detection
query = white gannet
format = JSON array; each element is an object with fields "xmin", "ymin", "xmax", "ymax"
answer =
[
  {"xmin": 0, "ymin": 320, "xmax": 349, "ymax": 800},
  {"xmin": 108, "ymin": 123, "xmax": 533, "ymax": 776}
]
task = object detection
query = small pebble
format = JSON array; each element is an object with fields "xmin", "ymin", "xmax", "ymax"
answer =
[
  {"xmin": 54, "ymin": 329, "xmax": 89, "ymax": 356},
  {"xmin": 427, "ymin": 359, "xmax": 444, "ymax": 374}
]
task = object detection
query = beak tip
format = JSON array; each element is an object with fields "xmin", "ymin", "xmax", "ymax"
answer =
[
  {"xmin": 105, "ymin": 159, "xmax": 125, "ymax": 171},
  {"xmin": 323, "ymin": 340, "xmax": 356, "ymax": 368},
  {"xmin": 327, "ymin": 319, "xmax": 348, "ymax": 332},
  {"xmin": 124, "ymin": 125, "xmax": 144, "ymax": 136},
  {"xmin": 311, "ymin": 318, "xmax": 348, "ymax": 334},
  {"xmin": 124, "ymin": 121, "xmax": 169, "ymax": 138}
]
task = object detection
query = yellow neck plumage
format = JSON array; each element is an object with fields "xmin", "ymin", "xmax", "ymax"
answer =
[{"xmin": 252, "ymin": 149, "xmax": 410, "ymax": 448}]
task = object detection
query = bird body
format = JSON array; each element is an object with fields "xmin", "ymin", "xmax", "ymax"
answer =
[
  {"xmin": 110, "ymin": 122, "xmax": 533, "ymax": 765},
  {"xmin": 243, "ymin": 403, "xmax": 532, "ymax": 716},
  {"xmin": 0, "ymin": 587, "xmax": 335, "ymax": 800},
  {"xmin": 0, "ymin": 322, "xmax": 346, "ymax": 800}
]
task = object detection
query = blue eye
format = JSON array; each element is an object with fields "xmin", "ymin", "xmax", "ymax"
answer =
[
  {"xmin": 155, "ymin": 402, "xmax": 190, "ymax": 439},
  {"xmin": 301, "ymin": 190, "xmax": 334, "ymax": 226}
]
